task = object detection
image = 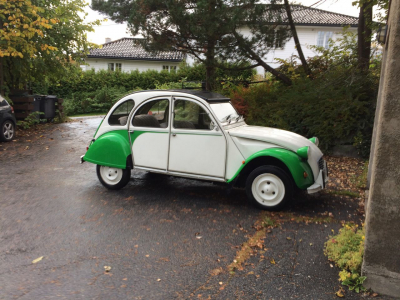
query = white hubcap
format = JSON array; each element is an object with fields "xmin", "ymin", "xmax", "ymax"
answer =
[
  {"xmin": 100, "ymin": 166, "xmax": 123, "ymax": 185},
  {"xmin": 251, "ymin": 173, "xmax": 285, "ymax": 207},
  {"xmin": 3, "ymin": 122, "xmax": 14, "ymax": 140}
]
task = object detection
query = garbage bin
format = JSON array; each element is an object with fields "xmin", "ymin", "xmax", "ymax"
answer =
[
  {"xmin": 42, "ymin": 95, "xmax": 57, "ymax": 120},
  {"xmin": 33, "ymin": 95, "xmax": 44, "ymax": 120}
]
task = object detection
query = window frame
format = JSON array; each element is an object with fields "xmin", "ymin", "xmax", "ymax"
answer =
[
  {"xmin": 171, "ymin": 97, "xmax": 215, "ymax": 131},
  {"xmin": 108, "ymin": 63, "xmax": 114, "ymax": 71},
  {"xmin": 131, "ymin": 97, "xmax": 171, "ymax": 129},
  {"xmin": 108, "ymin": 99, "xmax": 135, "ymax": 126}
]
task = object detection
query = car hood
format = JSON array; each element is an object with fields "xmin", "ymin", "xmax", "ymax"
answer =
[{"xmin": 228, "ymin": 125, "xmax": 322, "ymax": 156}]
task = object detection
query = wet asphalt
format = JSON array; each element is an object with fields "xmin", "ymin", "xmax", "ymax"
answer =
[{"xmin": 0, "ymin": 118, "xmax": 385, "ymax": 299}]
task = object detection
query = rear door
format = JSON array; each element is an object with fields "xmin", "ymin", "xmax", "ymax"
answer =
[{"xmin": 129, "ymin": 97, "xmax": 171, "ymax": 170}]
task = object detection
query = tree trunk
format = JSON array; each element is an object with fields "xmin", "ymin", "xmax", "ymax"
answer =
[
  {"xmin": 284, "ymin": 0, "xmax": 313, "ymax": 78},
  {"xmin": 233, "ymin": 31, "xmax": 292, "ymax": 85},
  {"xmin": 205, "ymin": 39, "xmax": 216, "ymax": 91},
  {"xmin": 358, "ymin": 0, "xmax": 373, "ymax": 71},
  {"xmin": 0, "ymin": 21, "xmax": 4, "ymax": 96}
]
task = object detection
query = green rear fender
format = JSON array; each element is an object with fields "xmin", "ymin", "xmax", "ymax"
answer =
[
  {"xmin": 83, "ymin": 130, "xmax": 131, "ymax": 169},
  {"xmin": 228, "ymin": 148, "xmax": 314, "ymax": 190}
]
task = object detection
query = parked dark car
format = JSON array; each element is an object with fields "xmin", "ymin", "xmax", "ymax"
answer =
[{"xmin": 0, "ymin": 95, "xmax": 17, "ymax": 142}]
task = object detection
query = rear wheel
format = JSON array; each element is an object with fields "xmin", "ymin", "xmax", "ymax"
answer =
[
  {"xmin": 0, "ymin": 120, "xmax": 15, "ymax": 142},
  {"xmin": 245, "ymin": 165, "xmax": 293, "ymax": 210},
  {"xmin": 96, "ymin": 165, "xmax": 131, "ymax": 190}
]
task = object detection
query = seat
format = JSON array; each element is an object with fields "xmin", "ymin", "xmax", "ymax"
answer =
[
  {"xmin": 133, "ymin": 114, "xmax": 161, "ymax": 127},
  {"xmin": 173, "ymin": 120, "xmax": 196, "ymax": 129}
]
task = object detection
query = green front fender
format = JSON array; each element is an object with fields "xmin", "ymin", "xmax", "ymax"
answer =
[
  {"xmin": 227, "ymin": 148, "xmax": 314, "ymax": 190},
  {"xmin": 83, "ymin": 130, "xmax": 131, "ymax": 169}
]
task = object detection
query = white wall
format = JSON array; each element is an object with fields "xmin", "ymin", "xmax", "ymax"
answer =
[
  {"xmin": 238, "ymin": 26, "xmax": 357, "ymax": 75},
  {"xmin": 81, "ymin": 58, "xmax": 180, "ymax": 73}
]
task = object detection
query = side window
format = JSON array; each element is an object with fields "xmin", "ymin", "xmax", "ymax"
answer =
[
  {"xmin": 132, "ymin": 99, "xmax": 169, "ymax": 128},
  {"xmin": 108, "ymin": 100, "xmax": 135, "ymax": 126},
  {"xmin": 173, "ymin": 99, "xmax": 211, "ymax": 130}
]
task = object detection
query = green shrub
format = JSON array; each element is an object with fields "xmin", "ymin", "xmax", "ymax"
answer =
[{"xmin": 325, "ymin": 224, "xmax": 366, "ymax": 293}]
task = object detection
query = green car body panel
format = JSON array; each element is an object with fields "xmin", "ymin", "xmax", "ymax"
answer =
[
  {"xmin": 83, "ymin": 130, "xmax": 131, "ymax": 169},
  {"xmin": 227, "ymin": 148, "xmax": 314, "ymax": 189}
]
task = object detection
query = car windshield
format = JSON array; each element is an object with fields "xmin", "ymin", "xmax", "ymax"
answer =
[{"xmin": 210, "ymin": 102, "xmax": 242, "ymax": 124}]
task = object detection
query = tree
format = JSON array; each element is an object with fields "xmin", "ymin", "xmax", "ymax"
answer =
[
  {"xmin": 0, "ymin": 0, "xmax": 100, "ymax": 95},
  {"xmin": 91, "ymin": 0, "xmax": 292, "ymax": 90},
  {"xmin": 283, "ymin": 0, "xmax": 312, "ymax": 78}
]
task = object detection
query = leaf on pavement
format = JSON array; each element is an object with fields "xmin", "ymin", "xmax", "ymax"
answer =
[
  {"xmin": 270, "ymin": 258, "xmax": 276, "ymax": 265},
  {"xmin": 104, "ymin": 266, "xmax": 111, "ymax": 272},
  {"xmin": 335, "ymin": 288, "xmax": 345, "ymax": 298},
  {"xmin": 32, "ymin": 256, "xmax": 44, "ymax": 264}
]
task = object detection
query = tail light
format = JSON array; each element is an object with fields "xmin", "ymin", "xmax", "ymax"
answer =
[{"xmin": 11, "ymin": 106, "xmax": 14, "ymax": 113}]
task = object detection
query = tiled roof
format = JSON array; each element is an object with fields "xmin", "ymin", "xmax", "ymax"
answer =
[
  {"xmin": 88, "ymin": 38, "xmax": 185, "ymax": 61},
  {"xmin": 285, "ymin": 5, "xmax": 359, "ymax": 27}
]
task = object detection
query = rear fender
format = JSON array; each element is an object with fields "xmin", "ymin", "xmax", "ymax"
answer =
[{"xmin": 83, "ymin": 130, "xmax": 131, "ymax": 169}]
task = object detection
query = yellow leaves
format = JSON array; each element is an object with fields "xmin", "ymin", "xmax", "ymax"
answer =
[
  {"xmin": 32, "ymin": 256, "xmax": 44, "ymax": 264},
  {"xmin": 270, "ymin": 258, "xmax": 276, "ymax": 265}
]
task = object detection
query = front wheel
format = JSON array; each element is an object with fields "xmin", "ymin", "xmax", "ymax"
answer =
[
  {"xmin": 96, "ymin": 165, "xmax": 131, "ymax": 190},
  {"xmin": 245, "ymin": 166, "xmax": 293, "ymax": 211}
]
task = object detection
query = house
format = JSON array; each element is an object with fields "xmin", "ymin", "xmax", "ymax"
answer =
[
  {"xmin": 81, "ymin": 38, "xmax": 185, "ymax": 73},
  {"xmin": 240, "ymin": 5, "xmax": 359, "ymax": 75},
  {"xmin": 82, "ymin": 5, "xmax": 358, "ymax": 76}
]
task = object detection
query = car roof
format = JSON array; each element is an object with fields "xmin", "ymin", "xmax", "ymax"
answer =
[{"xmin": 168, "ymin": 90, "xmax": 231, "ymax": 102}]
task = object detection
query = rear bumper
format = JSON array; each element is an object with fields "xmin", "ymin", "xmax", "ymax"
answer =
[{"xmin": 307, "ymin": 159, "xmax": 328, "ymax": 194}]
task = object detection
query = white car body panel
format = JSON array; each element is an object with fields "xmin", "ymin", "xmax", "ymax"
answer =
[
  {"xmin": 169, "ymin": 131, "xmax": 226, "ymax": 178},
  {"xmin": 225, "ymin": 136, "xmax": 245, "ymax": 180},
  {"xmin": 230, "ymin": 136, "xmax": 282, "ymax": 159},
  {"xmin": 133, "ymin": 131, "xmax": 169, "ymax": 170}
]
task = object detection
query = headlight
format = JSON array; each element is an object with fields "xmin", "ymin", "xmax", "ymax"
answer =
[
  {"xmin": 309, "ymin": 137, "xmax": 319, "ymax": 147},
  {"xmin": 297, "ymin": 146, "xmax": 310, "ymax": 159}
]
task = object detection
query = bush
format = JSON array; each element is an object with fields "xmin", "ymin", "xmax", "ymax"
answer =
[
  {"xmin": 229, "ymin": 30, "xmax": 379, "ymax": 157},
  {"xmin": 325, "ymin": 224, "xmax": 366, "ymax": 293},
  {"xmin": 34, "ymin": 62, "xmax": 254, "ymax": 116}
]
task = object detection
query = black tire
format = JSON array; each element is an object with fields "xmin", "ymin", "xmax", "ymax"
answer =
[
  {"xmin": 0, "ymin": 120, "xmax": 15, "ymax": 142},
  {"xmin": 245, "ymin": 165, "xmax": 293, "ymax": 211},
  {"xmin": 96, "ymin": 165, "xmax": 131, "ymax": 190}
]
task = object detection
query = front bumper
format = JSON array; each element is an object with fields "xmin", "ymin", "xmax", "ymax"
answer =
[{"xmin": 307, "ymin": 159, "xmax": 328, "ymax": 194}]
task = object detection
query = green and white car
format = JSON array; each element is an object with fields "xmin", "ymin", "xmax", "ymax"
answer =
[{"xmin": 81, "ymin": 90, "xmax": 328, "ymax": 210}]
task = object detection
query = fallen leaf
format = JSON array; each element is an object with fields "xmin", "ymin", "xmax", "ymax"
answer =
[
  {"xmin": 330, "ymin": 264, "xmax": 334, "ymax": 268},
  {"xmin": 145, "ymin": 254, "xmax": 150, "ymax": 257},
  {"xmin": 219, "ymin": 282, "xmax": 223, "ymax": 285},
  {"xmin": 157, "ymin": 279, "xmax": 161, "ymax": 282},
  {"xmin": 196, "ymin": 236, "xmax": 202, "ymax": 239},
  {"xmin": 286, "ymin": 237, "xmax": 292, "ymax": 240},
  {"xmin": 32, "ymin": 256, "xmax": 44, "ymax": 264},
  {"xmin": 371, "ymin": 293, "xmax": 378, "ymax": 297},
  {"xmin": 270, "ymin": 258, "xmax": 276, "ymax": 265},
  {"xmin": 122, "ymin": 278, "xmax": 128, "ymax": 281},
  {"xmin": 335, "ymin": 288, "xmax": 345, "ymax": 297},
  {"xmin": 104, "ymin": 266, "xmax": 111, "ymax": 272}
]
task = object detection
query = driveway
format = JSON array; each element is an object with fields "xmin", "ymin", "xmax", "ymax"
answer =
[{"xmin": 0, "ymin": 118, "xmax": 382, "ymax": 299}]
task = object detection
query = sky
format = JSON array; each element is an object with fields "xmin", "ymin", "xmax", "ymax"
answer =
[{"xmin": 84, "ymin": 0, "xmax": 361, "ymax": 45}]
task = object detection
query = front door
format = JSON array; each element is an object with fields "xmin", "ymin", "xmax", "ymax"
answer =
[
  {"xmin": 130, "ymin": 97, "xmax": 170, "ymax": 170},
  {"xmin": 168, "ymin": 98, "xmax": 226, "ymax": 178}
]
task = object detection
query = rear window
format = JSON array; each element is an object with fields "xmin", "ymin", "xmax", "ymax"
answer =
[{"xmin": 108, "ymin": 100, "xmax": 135, "ymax": 126}]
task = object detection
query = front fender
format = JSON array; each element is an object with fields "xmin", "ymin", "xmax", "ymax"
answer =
[
  {"xmin": 83, "ymin": 130, "xmax": 131, "ymax": 169},
  {"xmin": 227, "ymin": 148, "xmax": 314, "ymax": 190}
]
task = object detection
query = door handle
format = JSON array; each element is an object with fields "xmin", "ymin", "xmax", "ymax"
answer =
[{"xmin": 172, "ymin": 133, "xmax": 176, "ymax": 137}]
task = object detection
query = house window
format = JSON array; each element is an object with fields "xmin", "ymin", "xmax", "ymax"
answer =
[
  {"xmin": 266, "ymin": 29, "xmax": 286, "ymax": 49},
  {"xmin": 317, "ymin": 31, "xmax": 334, "ymax": 49},
  {"xmin": 108, "ymin": 63, "xmax": 122, "ymax": 71},
  {"xmin": 163, "ymin": 65, "xmax": 177, "ymax": 73}
]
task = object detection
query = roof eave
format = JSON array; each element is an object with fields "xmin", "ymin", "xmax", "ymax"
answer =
[{"xmin": 86, "ymin": 55, "xmax": 184, "ymax": 62}]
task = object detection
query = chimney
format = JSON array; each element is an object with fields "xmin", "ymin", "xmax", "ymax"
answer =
[{"xmin": 105, "ymin": 38, "xmax": 111, "ymax": 43}]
